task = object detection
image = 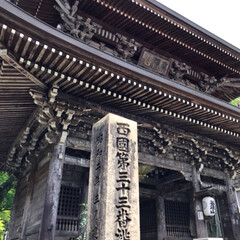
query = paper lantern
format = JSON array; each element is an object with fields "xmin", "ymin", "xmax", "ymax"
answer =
[{"xmin": 202, "ymin": 196, "xmax": 216, "ymax": 217}]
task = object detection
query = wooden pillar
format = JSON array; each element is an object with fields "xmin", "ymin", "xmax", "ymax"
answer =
[
  {"xmin": 192, "ymin": 166, "xmax": 208, "ymax": 238},
  {"xmin": 20, "ymin": 159, "xmax": 37, "ymax": 240},
  {"xmin": 189, "ymin": 191, "xmax": 197, "ymax": 237},
  {"xmin": 7, "ymin": 180, "xmax": 21, "ymax": 240},
  {"xmin": 86, "ymin": 113, "xmax": 140, "ymax": 240},
  {"xmin": 39, "ymin": 131, "xmax": 68, "ymax": 240},
  {"xmin": 225, "ymin": 174, "xmax": 240, "ymax": 240},
  {"xmin": 78, "ymin": 172, "xmax": 89, "ymax": 239},
  {"xmin": 156, "ymin": 195, "xmax": 167, "ymax": 240}
]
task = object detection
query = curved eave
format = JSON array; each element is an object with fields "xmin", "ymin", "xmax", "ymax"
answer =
[
  {"xmin": 1, "ymin": 0, "xmax": 240, "ymax": 148},
  {"xmin": 146, "ymin": 0, "xmax": 240, "ymax": 54},
  {"xmin": 75, "ymin": 0, "xmax": 240, "ymax": 78},
  {"xmin": 8, "ymin": 0, "xmax": 240, "ymax": 78}
]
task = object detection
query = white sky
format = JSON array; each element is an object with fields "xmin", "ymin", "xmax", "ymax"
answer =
[{"xmin": 156, "ymin": 0, "xmax": 240, "ymax": 49}]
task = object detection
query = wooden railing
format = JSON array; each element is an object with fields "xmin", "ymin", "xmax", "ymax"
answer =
[
  {"xmin": 166, "ymin": 225, "xmax": 191, "ymax": 238},
  {"xmin": 56, "ymin": 216, "xmax": 79, "ymax": 232}
]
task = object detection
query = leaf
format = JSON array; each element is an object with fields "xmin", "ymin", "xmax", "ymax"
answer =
[
  {"xmin": 0, "ymin": 173, "xmax": 9, "ymax": 185},
  {"xmin": 0, "ymin": 217, "xmax": 5, "ymax": 240},
  {"xmin": 0, "ymin": 171, "xmax": 16, "ymax": 239},
  {"xmin": 0, "ymin": 210, "xmax": 11, "ymax": 239},
  {"xmin": 230, "ymin": 97, "xmax": 240, "ymax": 107}
]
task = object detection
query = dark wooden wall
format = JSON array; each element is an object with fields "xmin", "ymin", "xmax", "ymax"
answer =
[
  {"xmin": 55, "ymin": 164, "xmax": 88, "ymax": 240},
  {"xmin": 25, "ymin": 160, "xmax": 49, "ymax": 239},
  {"xmin": 140, "ymin": 198, "xmax": 157, "ymax": 240},
  {"xmin": 8, "ymin": 156, "xmax": 50, "ymax": 240},
  {"xmin": 6, "ymin": 147, "xmax": 240, "ymax": 240},
  {"xmin": 8, "ymin": 176, "xmax": 28, "ymax": 240}
]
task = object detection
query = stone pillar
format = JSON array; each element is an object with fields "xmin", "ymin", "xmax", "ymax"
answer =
[
  {"xmin": 87, "ymin": 113, "xmax": 140, "ymax": 240},
  {"xmin": 39, "ymin": 131, "xmax": 68, "ymax": 240}
]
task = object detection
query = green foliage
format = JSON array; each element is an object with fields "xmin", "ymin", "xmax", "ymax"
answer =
[
  {"xmin": 230, "ymin": 97, "xmax": 240, "ymax": 107},
  {"xmin": 0, "ymin": 173, "xmax": 9, "ymax": 185},
  {"xmin": 0, "ymin": 219, "xmax": 4, "ymax": 240},
  {"xmin": 0, "ymin": 187, "xmax": 15, "ymax": 213},
  {"xmin": 0, "ymin": 171, "xmax": 16, "ymax": 240},
  {"xmin": 0, "ymin": 172, "xmax": 16, "ymax": 211},
  {"xmin": 77, "ymin": 203, "xmax": 88, "ymax": 240},
  {"xmin": 0, "ymin": 210, "xmax": 10, "ymax": 239}
]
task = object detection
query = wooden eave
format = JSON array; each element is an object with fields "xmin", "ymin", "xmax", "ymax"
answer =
[
  {"xmin": 1, "ymin": 0, "xmax": 240, "ymax": 170},
  {"xmin": 76, "ymin": 0, "xmax": 240, "ymax": 77},
  {"xmin": 0, "ymin": 60, "xmax": 37, "ymax": 165},
  {"xmin": 9, "ymin": 0, "xmax": 240, "ymax": 101}
]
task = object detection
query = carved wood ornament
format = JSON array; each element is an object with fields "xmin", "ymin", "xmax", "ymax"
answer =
[
  {"xmin": 54, "ymin": 0, "xmax": 141, "ymax": 60},
  {"xmin": 30, "ymin": 85, "xmax": 82, "ymax": 144},
  {"xmin": 137, "ymin": 49, "xmax": 230, "ymax": 94},
  {"xmin": 138, "ymin": 125, "xmax": 240, "ymax": 175}
]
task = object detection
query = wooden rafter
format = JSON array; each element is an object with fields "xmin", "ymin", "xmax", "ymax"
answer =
[{"xmin": 0, "ymin": 49, "xmax": 48, "ymax": 90}]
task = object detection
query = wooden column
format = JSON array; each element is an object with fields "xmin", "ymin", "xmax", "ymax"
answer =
[
  {"xmin": 156, "ymin": 195, "xmax": 167, "ymax": 240},
  {"xmin": 78, "ymin": 172, "xmax": 89, "ymax": 239},
  {"xmin": 20, "ymin": 159, "xmax": 37, "ymax": 240},
  {"xmin": 39, "ymin": 131, "xmax": 68, "ymax": 240},
  {"xmin": 86, "ymin": 113, "xmax": 140, "ymax": 240},
  {"xmin": 225, "ymin": 174, "xmax": 240, "ymax": 240},
  {"xmin": 192, "ymin": 166, "xmax": 208, "ymax": 238},
  {"xmin": 7, "ymin": 181, "xmax": 21, "ymax": 240}
]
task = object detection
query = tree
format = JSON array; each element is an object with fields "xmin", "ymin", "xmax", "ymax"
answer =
[
  {"xmin": 0, "ymin": 172, "xmax": 16, "ymax": 240},
  {"xmin": 0, "ymin": 174, "xmax": 15, "ymax": 209}
]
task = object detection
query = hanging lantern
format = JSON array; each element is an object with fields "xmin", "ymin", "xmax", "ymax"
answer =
[{"xmin": 202, "ymin": 196, "xmax": 216, "ymax": 217}]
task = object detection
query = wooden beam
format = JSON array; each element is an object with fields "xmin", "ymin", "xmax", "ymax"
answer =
[
  {"xmin": 0, "ymin": 49, "xmax": 48, "ymax": 90},
  {"xmin": 202, "ymin": 167, "xmax": 226, "ymax": 180},
  {"xmin": 157, "ymin": 172, "xmax": 185, "ymax": 185},
  {"xmin": 139, "ymin": 152, "xmax": 192, "ymax": 173},
  {"xmin": 139, "ymin": 172, "xmax": 185, "ymax": 187},
  {"xmin": 66, "ymin": 138, "xmax": 227, "ymax": 180},
  {"xmin": 64, "ymin": 154, "xmax": 89, "ymax": 167},
  {"xmin": 139, "ymin": 187, "xmax": 159, "ymax": 198},
  {"xmin": 66, "ymin": 137, "xmax": 91, "ymax": 152},
  {"xmin": 164, "ymin": 182, "xmax": 192, "ymax": 195},
  {"xmin": 66, "ymin": 139, "xmax": 192, "ymax": 173}
]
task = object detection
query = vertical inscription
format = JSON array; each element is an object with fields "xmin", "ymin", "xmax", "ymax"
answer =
[
  {"xmin": 87, "ymin": 114, "xmax": 140, "ymax": 240},
  {"xmin": 91, "ymin": 132, "xmax": 103, "ymax": 239},
  {"xmin": 116, "ymin": 123, "xmax": 131, "ymax": 239}
]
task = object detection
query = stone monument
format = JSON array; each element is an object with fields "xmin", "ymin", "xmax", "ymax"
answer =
[{"xmin": 86, "ymin": 113, "xmax": 140, "ymax": 240}]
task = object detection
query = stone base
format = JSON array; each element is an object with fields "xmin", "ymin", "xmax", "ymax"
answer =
[{"xmin": 193, "ymin": 238, "xmax": 223, "ymax": 240}]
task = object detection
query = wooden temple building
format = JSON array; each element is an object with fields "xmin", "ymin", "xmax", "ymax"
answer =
[{"xmin": 1, "ymin": 0, "xmax": 240, "ymax": 239}]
